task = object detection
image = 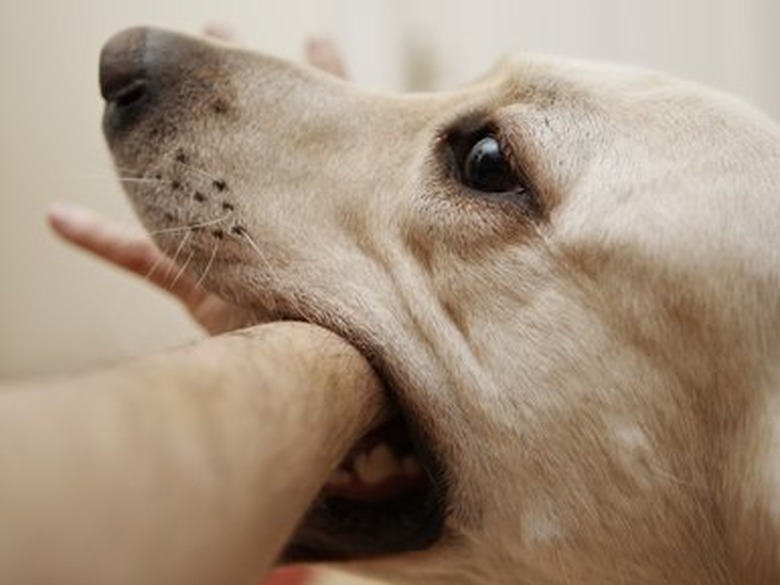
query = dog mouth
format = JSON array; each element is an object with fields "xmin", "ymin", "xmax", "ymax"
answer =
[{"xmin": 281, "ymin": 347, "xmax": 446, "ymax": 562}]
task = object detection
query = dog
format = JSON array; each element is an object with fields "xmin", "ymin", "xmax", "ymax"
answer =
[{"xmin": 99, "ymin": 27, "xmax": 780, "ymax": 584}]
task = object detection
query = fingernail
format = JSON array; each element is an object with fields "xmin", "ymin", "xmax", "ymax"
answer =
[{"xmin": 47, "ymin": 202, "xmax": 93, "ymax": 231}]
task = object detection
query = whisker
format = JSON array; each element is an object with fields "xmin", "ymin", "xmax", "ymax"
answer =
[
  {"xmin": 148, "ymin": 211, "xmax": 232, "ymax": 236},
  {"xmin": 174, "ymin": 159, "xmax": 222, "ymax": 183},
  {"xmin": 115, "ymin": 176, "xmax": 166, "ymax": 185},
  {"xmin": 158, "ymin": 143, "xmax": 189, "ymax": 166},
  {"xmin": 170, "ymin": 250, "xmax": 195, "ymax": 290},
  {"xmin": 143, "ymin": 247, "xmax": 169, "ymax": 282},
  {"xmin": 113, "ymin": 164, "xmax": 147, "ymax": 175},
  {"xmin": 74, "ymin": 172, "xmax": 164, "ymax": 184},
  {"xmin": 195, "ymin": 239, "xmax": 221, "ymax": 289},
  {"xmin": 166, "ymin": 231, "xmax": 192, "ymax": 279},
  {"xmin": 237, "ymin": 229, "xmax": 272, "ymax": 272},
  {"xmin": 238, "ymin": 228, "xmax": 306, "ymax": 316}
]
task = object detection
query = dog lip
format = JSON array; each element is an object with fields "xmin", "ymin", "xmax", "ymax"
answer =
[{"xmin": 278, "ymin": 324, "xmax": 447, "ymax": 561}]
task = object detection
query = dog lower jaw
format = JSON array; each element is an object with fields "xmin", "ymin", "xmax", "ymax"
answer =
[
  {"xmin": 273, "ymin": 326, "xmax": 447, "ymax": 562},
  {"xmin": 282, "ymin": 440, "xmax": 444, "ymax": 563},
  {"xmin": 282, "ymin": 485, "xmax": 443, "ymax": 562}
]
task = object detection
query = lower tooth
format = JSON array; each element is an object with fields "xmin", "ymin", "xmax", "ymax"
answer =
[{"xmin": 355, "ymin": 444, "xmax": 402, "ymax": 485}]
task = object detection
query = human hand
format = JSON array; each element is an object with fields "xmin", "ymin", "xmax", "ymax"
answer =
[{"xmin": 48, "ymin": 203, "xmax": 253, "ymax": 334}]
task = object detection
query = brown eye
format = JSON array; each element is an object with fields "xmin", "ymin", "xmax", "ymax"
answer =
[{"xmin": 461, "ymin": 136, "xmax": 522, "ymax": 193}]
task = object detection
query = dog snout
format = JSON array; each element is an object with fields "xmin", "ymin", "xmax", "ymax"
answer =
[{"xmin": 100, "ymin": 27, "xmax": 223, "ymax": 140}]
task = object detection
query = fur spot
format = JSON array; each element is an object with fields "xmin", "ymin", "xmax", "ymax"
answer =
[
  {"xmin": 213, "ymin": 179, "xmax": 228, "ymax": 192},
  {"xmin": 521, "ymin": 500, "xmax": 564, "ymax": 545},
  {"xmin": 608, "ymin": 420, "xmax": 654, "ymax": 491},
  {"xmin": 212, "ymin": 98, "xmax": 230, "ymax": 115}
]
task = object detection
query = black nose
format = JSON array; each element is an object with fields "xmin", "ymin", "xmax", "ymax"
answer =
[{"xmin": 99, "ymin": 27, "xmax": 150, "ymax": 108}]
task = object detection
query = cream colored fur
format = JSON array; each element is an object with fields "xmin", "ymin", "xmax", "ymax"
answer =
[{"xmin": 108, "ymin": 29, "xmax": 780, "ymax": 585}]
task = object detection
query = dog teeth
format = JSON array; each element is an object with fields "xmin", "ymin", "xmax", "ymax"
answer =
[
  {"xmin": 327, "ymin": 444, "xmax": 425, "ymax": 488},
  {"xmin": 353, "ymin": 443, "xmax": 403, "ymax": 485}
]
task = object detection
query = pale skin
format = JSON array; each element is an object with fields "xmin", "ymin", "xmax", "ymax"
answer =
[
  {"xmin": 0, "ymin": 32, "xmax": 361, "ymax": 585},
  {"xmin": 0, "ymin": 321, "xmax": 386, "ymax": 585}
]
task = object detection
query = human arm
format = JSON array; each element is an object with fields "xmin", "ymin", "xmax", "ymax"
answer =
[{"xmin": 0, "ymin": 322, "xmax": 384, "ymax": 585}]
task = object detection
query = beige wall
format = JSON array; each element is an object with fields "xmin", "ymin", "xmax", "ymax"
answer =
[{"xmin": 1, "ymin": 0, "xmax": 778, "ymax": 379}]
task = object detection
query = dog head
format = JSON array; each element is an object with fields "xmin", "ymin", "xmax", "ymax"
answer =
[{"xmin": 101, "ymin": 28, "xmax": 780, "ymax": 584}]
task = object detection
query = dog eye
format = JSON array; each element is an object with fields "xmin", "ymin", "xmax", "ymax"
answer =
[{"xmin": 461, "ymin": 136, "xmax": 521, "ymax": 193}]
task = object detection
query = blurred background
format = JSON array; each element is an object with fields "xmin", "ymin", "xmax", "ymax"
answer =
[
  {"xmin": 1, "ymin": 0, "xmax": 778, "ymax": 378},
  {"xmin": 0, "ymin": 0, "xmax": 777, "ymax": 583}
]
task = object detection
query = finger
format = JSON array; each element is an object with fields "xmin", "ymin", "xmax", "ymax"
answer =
[
  {"xmin": 48, "ymin": 202, "xmax": 171, "ymax": 276},
  {"xmin": 304, "ymin": 37, "xmax": 349, "ymax": 79},
  {"xmin": 203, "ymin": 22, "xmax": 242, "ymax": 43},
  {"xmin": 48, "ymin": 203, "xmax": 253, "ymax": 335},
  {"xmin": 47, "ymin": 202, "xmax": 208, "ymax": 305}
]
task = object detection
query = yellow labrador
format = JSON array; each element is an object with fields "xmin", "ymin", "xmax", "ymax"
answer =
[{"xmin": 100, "ymin": 27, "xmax": 780, "ymax": 584}]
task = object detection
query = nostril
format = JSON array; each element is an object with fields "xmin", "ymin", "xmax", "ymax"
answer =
[
  {"xmin": 99, "ymin": 27, "xmax": 149, "ymax": 105},
  {"xmin": 110, "ymin": 78, "xmax": 148, "ymax": 108}
]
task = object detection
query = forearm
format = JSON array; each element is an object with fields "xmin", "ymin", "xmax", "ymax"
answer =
[{"xmin": 0, "ymin": 322, "xmax": 385, "ymax": 585}]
